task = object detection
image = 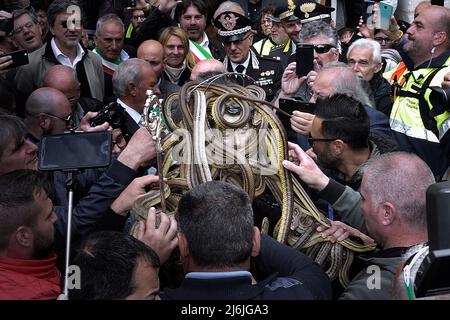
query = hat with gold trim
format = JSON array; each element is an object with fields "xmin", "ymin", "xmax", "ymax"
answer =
[
  {"xmin": 294, "ymin": 1, "xmax": 335, "ymax": 24},
  {"xmin": 269, "ymin": 0, "xmax": 301, "ymax": 23},
  {"xmin": 214, "ymin": 11, "xmax": 252, "ymax": 42}
]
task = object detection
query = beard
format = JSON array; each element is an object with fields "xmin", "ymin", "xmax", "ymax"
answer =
[
  {"xmin": 317, "ymin": 149, "xmax": 340, "ymax": 171},
  {"xmin": 32, "ymin": 230, "xmax": 55, "ymax": 260}
]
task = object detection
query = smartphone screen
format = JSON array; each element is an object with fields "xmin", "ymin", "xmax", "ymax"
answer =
[
  {"xmin": 38, "ymin": 131, "xmax": 112, "ymax": 171},
  {"xmin": 0, "ymin": 49, "xmax": 29, "ymax": 70},
  {"xmin": 296, "ymin": 45, "xmax": 314, "ymax": 77},
  {"xmin": 376, "ymin": 1, "xmax": 394, "ymax": 29}
]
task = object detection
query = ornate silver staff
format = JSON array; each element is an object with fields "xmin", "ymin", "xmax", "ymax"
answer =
[{"xmin": 144, "ymin": 89, "xmax": 167, "ymax": 212}]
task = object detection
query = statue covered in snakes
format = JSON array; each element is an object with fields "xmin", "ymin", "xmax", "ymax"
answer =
[{"xmin": 131, "ymin": 78, "xmax": 375, "ymax": 287}]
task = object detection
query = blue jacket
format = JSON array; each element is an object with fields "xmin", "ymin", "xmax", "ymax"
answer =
[{"xmin": 160, "ymin": 235, "xmax": 332, "ymax": 300}]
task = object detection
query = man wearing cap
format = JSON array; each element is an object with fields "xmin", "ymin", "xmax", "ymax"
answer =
[
  {"xmin": 294, "ymin": 0, "xmax": 335, "ymax": 27},
  {"xmin": 215, "ymin": 10, "xmax": 283, "ymax": 102},
  {"xmin": 265, "ymin": 0, "xmax": 302, "ymax": 67}
]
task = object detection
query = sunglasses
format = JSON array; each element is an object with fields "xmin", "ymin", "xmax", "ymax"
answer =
[{"xmin": 313, "ymin": 44, "xmax": 335, "ymax": 54}]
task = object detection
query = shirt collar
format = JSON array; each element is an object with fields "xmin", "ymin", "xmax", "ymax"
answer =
[
  {"xmin": 117, "ymin": 98, "xmax": 142, "ymax": 124},
  {"xmin": 50, "ymin": 37, "xmax": 85, "ymax": 66},
  {"xmin": 198, "ymin": 32, "xmax": 209, "ymax": 49},
  {"xmin": 186, "ymin": 271, "xmax": 252, "ymax": 279},
  {"xmin": 231, "ymin": 53, "xmax": 251, "ymax": 72}
]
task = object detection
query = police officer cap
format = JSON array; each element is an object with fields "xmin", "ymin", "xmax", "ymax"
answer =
[
  {"xmin": 214, "ymin": 11, "xmax": 252, "ymax": 42},
  {"xmin": 294, "ymin": 1, "xmax": 335, "ymax": 24},
  {"xmin": 269, "ymin": 0, "xmax": 301, "ymax": 23}
]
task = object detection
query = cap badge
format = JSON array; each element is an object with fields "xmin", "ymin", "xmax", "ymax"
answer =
[
  {"xmin": 288, "ymin": 0, "xmax": 296, "ymax": 11},
  {"xmin": 219, "ymin": 13, "xmax": 238, "ymax": 31},
  {"xmin": 300, "ymin": 2, "xmax": 316, "ymax": 18}
]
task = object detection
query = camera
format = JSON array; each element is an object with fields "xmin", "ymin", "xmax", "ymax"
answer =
[
  {"xmin": 90, "ymin": 102, "xmax": 137, "ymax": 141},
  {"xmin": 429, "ymin": 86, "xmax": 450, "ymax": 114}
]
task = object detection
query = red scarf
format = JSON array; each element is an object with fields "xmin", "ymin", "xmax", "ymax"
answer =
[{"xmin": 0, "ymin": 253, "xmax": 61, "ymax": 300}]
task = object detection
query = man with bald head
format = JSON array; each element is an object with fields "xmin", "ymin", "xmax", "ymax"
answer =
[
  {"xmin": 42, "ymin": 65, "xmax": 103, "ymax": 128},
  {"xmin": 385, "ymin": 5, "xmax": 450, "ymax": 179},
  {"xmin": 24, "ymin": 87, "xmax": 73, "ymax": 143},
  {"xmin": 190, "ymin": 58, "xmax": 226, "ymax": 81},
  {"xmin": 137, "ymin": 40, "xmax": 179, "ymax": 102}
]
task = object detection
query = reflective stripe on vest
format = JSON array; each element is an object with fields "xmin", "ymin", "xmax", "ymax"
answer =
[
  {"xmin": 390, "ymin": 117, "xmax": 439, "ymax": 142},
  {"xmin": 390, "ymin": 58, "xmax": 450, "ymax": 141}
]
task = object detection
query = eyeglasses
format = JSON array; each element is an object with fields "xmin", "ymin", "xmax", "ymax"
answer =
[
  {"xmin": 12, "ymin": 21, "xmax": 35, "ymax": 35},
  {"xmin": 374, "ymin": 37, "xmax": 392, "ymax": 45},
  {"xmin": 307, "ymin": 136, "xmax": 337, "ymax": 146},
  {"xmin": 45, "ymin": 112, "xmax": 74, "ymax": 125},
  {"xmin": 224, "ymin": 34, "xmax": 252, "ymax": 46},
  {"xmin": 313, "ymin": 44, "xmax": 335, "ymax": 54},
  {"xmin": 132, "ymin": 15, "xmax": 145, "ymax": 20}
]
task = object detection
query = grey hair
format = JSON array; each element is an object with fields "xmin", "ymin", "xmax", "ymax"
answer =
[
  {"xmin": 363, "ymin": 152, "xmax": 434, "ymax": 229},
  {"xmin": 12, "ymin": 9, "xmax": 38, "ymax": 25},
  {"xmin": 47, "ymin": 0, "xmax": 82, "ymax": 28},
  {"xmin": 347, "ymin": 38, "xmax": 382, "ymax": 65},
  {"xmin": 95, "ymin": 13, "xmax": 124, "ymax": 37},
  {"xmin": 112, "ymin": 58, "xmax": 148, "ymax": 97},
  {"xmin": 299, "ymin": 20, "xmax": 338, "ymax": 48},
  {"xmin": 320, "ymin": 61, "xmax": 373, "ymax": 107}
]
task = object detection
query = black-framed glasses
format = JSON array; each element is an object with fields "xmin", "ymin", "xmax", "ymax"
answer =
[
  {"xmin": 307, "ymin": 136, "xmax": 337, "ymax": 146},
  {"xmin": 313, "ymin": 44, "xmax": 335, "ymax": 54},
  {"xmin": 374, "ymin": 37, "xmax": 392, "ymax": 45},
  {"xmin": 223, "ymin": 34, "xmax": 252, "ymax": 46},
  {"xmin": 132, "ymin": 15, "xmax": 145, "ymax": 20}
]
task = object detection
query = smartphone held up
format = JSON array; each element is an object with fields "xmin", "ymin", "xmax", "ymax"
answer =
[
  {"xmin": 38, "ymin": 131, "xmax": 112, "ymax": 171},
  {"xmin": 296, "ymin": 44, "xmax": 314, "ymax": 78}
]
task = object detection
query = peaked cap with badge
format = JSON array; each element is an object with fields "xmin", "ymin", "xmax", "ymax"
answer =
[
  {"xmin": 214, "ymin": 11, "xmax": 253, "ymax": 43},
  {"xmin": 294, "ymin": 1, "xmax": 335, "ymax": 24},
  {"xmin": 269, "ymin": 0, "xmax": 302, "ymax": 23}
]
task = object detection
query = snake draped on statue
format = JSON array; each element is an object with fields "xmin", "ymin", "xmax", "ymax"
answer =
[{"xmin": 130, "ymin": 80, "xmax": 375, "ymax": 288}]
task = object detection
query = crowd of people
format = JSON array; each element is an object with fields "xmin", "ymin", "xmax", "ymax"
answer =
[{"xmin": 0, "ymin": 0, "xmax": 449, "ymax": 300}]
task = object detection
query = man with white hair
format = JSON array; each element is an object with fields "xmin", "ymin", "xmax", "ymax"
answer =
[
  {"xmin": 112, "ymin": 58, "xmax": 160, "ymax": 138},
  {"xmin": 347, "ymin": 38, "xmax": 392, "ymax": 116},
  {"xmin": 94, "ymin": 14, "xmax": 130, "ymax": 102}
]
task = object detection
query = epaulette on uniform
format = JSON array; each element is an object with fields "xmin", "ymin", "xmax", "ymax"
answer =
[
  {"xmin": 270, "ymin": 43, "xmax": 284, "ymax": 52},
  {"xmin": 259, "ymin": 55, "xmax": 281, "ymax": 62}
]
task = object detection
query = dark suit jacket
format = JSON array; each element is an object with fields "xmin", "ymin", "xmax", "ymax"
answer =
[{"xmin": 159, "ymin": 235, "xmax": 332, "ymax": 300}]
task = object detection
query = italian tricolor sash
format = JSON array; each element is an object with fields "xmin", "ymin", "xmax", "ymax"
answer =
[{"xmin": 189, "ymin": 39, "xmax": 213, "ymax": 63}]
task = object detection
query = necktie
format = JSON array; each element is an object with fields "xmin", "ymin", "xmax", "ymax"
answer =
[
  {"xmin": 235, "ymin": 64, "xmax": 245, "ymax": 86},
  {"xmin": 235, "ymin": 64, "xmax": 245, "ymax": 74}
]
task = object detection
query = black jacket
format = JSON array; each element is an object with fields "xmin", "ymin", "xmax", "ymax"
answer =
[
  {"xmin": 160, "ymin": 235, "xmax": 332, "ymax": 300},
  {"xmin": 225, "ymin": 50, "xmax": 283, "ymax": 102}
]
